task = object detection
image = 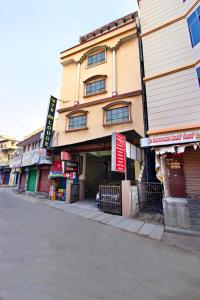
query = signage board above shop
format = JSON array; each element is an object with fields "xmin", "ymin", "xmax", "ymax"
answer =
[
  {"xmin": 63, "ymin": 160, "xmax": 78, "ymax": 173},
  {"xmin": 140, "ymin": 130, "xmax": 200, "ymax": 147},
  {"xmin": 111, "ymin": 132, "xmax": 126, "ymax": 173},
  {"xmin": 42, "ymin": 96, "xmax": 57, "ymax": 149}
]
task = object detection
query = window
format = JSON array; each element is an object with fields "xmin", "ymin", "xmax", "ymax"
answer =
[
  {"xmin": 86, "ymin": 79, "xmax": 105, "ymax": 95},
  {"xmin": 69, "ymin": 114, "xmax": 87, "ymax": 129},
  {"xmin": 197, "ymin": 67, "xmax": 200, "ymax": 87},
  {"xmin": 187, "ymin": 6, "xmax": 200, "ymax": 47},
  {"xmin": 106, "ymin": 106, "xmax": 129, "ymax": 124},
  {"xmin": 87, "ymin": 51, "xmax": 105, "ymax": 67}
]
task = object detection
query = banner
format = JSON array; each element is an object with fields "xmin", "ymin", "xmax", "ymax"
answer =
[
  {"xmin": 42, "ymin": 96, "xmax": 57, "ymax": 148},
  {"xmin": 111, "ymin": 132, "xmax": 126, "ymax": 173}
]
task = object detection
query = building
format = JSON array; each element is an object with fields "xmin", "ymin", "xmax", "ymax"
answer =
[
  {"xmin": 0, "ymin": 135, "xmax": 19, "ymax": 185},
  {"xmin": 139, "ymin": 0, "xmax": 200, "ymax": 231},
  {"xmin": 54, "ymin": 12, "xmax": 145, "ymax": 211},
  {"xmin": 17, "ymin": 129, "xmax": 52, "ymax": 194}
]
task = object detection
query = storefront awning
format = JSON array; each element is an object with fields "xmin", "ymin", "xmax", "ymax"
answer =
[{"xmin": 154, "ymin": 143, "xmax": 200, "ymax": 155}]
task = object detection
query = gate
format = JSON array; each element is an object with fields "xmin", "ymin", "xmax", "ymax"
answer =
[
  {"xmin": 137, "ymin": 182, "xmax": 163, "ymax": 213},
  {"xmin": 99, "ymin": 185, "xmax": 122, "ymax": 215},
  {"xmin": 71, "ymin": 184, "xmax": 79, "ymax": 203}
]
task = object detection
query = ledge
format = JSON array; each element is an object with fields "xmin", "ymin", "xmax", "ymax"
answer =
[
  {"xmin": 66, "ymin": 127, "xmax": 89, "ymax": 133},
  {"xmin": 103, "ymin": 120, "xmax": 132, "ymax": 127},
  {"xmin": 83, "ymin": 90, "xmax": 107, "ymax": 98},
  {"xmin": 57, "ymin": 90, "xmax": 141, "ymax": 113}
]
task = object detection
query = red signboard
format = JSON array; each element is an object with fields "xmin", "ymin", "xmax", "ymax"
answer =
[
  {"xmin": 51, "ymin": 161, "xmax": 63, "ymax": 173},
  {"xmin": 112, "ymin": 132, "xmax": 126, "ymax": 173},
  {"xmin": 61, "ymin": 151, "xmax": 72, "ymax": 161}
]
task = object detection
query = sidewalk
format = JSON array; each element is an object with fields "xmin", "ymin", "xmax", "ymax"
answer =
[
  {"xmin": 44, "ymin": 200, "xmax": 164, "ymax": 241},
  {"xmin": 10, "ymin": 188, "xmax": 200, "ymax": 253}
]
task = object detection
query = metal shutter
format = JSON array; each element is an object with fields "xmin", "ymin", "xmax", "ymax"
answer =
[
  {"xmin": 183, "ymin": 148, "xmax": 200, "ymax": 198},
  {"xmin": 20, "ymin": 173, "xmax": 26, "ymax": 190},
  {"xmin": 38, "ymin": 169, "xmax": 50, "ymax": 193},
  {"xmin": 27, "ymin": 170, "xmax": 37, "ymax": 192}
]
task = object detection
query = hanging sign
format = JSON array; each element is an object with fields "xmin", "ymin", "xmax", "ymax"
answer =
[
  {"xmin": 42, "ymin": 96, "xmax": 57, "ymax": 148},
  {"xmin": 111, "ymin": 132, "xmax": 126, "ymax": 173},
  {"xmin": 64, "ymin": 160, "xmax": 78, "ymax": 173}
]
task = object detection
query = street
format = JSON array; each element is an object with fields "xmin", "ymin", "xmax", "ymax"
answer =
[{"xmin": 0, "ymin": 188, "xmax": 200, "ymax": 300}]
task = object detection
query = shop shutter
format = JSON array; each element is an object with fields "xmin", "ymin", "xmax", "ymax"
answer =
[
  {"xmin": 38, "ymin": 169, "xmax": 50, "ymax": 193},
  {"xmin": 27, "ymin": 170, "xmax": 37, "ymax": 192},
  {"xmin": 183, "ymin": 148, "xmax": 200, "ymax": 198},
  {"xmin": 4, "ymin": 172, "xmax": 10, "ymax": 185},
  {"xmin": 20, "ymin": 173, "xmax": 26, "ymax": 190}
]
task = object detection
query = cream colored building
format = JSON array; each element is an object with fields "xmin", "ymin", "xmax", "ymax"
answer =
[
  {"xmin": 139, "ymin": 0, "xmax": 200, "ymax": 231},
  {"xmin": 55, "ymin": 12, "xmax": 145, "ymax": 204},
  {"xmin": 0, "ymin": 135, "xmax": 19, "ymax": 185}
]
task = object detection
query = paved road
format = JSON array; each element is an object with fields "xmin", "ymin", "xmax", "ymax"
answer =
[{"xmin": 0, "ymin": 188, "xmax": 200, "ymax": 300}]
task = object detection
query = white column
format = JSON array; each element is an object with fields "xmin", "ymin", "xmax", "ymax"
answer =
[
  {"xmin": 112, "ymin": 49, "xmax": 117, "ymax": 96},
  {"xmin": 75, "ymin": 62, "xmax": 81, "ymax": 103}
]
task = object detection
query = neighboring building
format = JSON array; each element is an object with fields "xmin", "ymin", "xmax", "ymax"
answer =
[
  {"xmin": 0, "ymin": 135, "xmax": 19, "ymax": 185},
  {"xmin": 17, "ymin": 129, "xmax": 52, "ymax": 194},
  {"xmin": 54, "ymin": 12, "xmax": 145, "ymax": 207},
  {"xmin": 139, "ymin": 0, "xmax": 200, "ymax": 231}
]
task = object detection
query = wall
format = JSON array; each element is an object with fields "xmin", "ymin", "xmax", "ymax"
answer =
[
  {"xmin": 56, "ymin": 19, "xmax": 144, "ymax": 147},
  {"xmin": 140, "ymin": 0, "xmax": 200, "ymax": 133}
]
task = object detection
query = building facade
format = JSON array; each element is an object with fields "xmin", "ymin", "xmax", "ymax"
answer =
[
  {"xmin": 54, "ymin": 12, "xmax": 145, "ymax": 208},
  {"xmin": 139, "ymin": 0, "xmax": 200, "ymax": 231},
  {"xmin": 0, "ymin": 136, "xmax": 19, "ymax": 185},
  {"xmin": 17, "ymin": 129, "xmax": 52, "ymax": 194}
]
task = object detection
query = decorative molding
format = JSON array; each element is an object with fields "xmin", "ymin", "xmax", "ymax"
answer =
[
  {"xmin": 141, "ymin": 0, "xmax": 200, "ymax": 38},
  {"xmin": 144, "ymin": 59, "xmax": 200, "ymax": 82},
  {"xmin": 60, "ymin": 25, "xmax": 136, "ymax": 61},
  {"xmin": 83, "ymin": 74, "xmax": 107, "ymax": 84},
  {"xmin": 102, "ymin": 100, "xmax": 131, "ymax": 110},
  {"xmin": 65, "ymin": 110, "xmax": 89, "ymax": 117},
  {"xmin": 57, "ymin": 90, "xmax": 141, "ymax": 113},
  {"xmin": 147, "ymin": 124, "xmax": 200, "ymax": 135}
]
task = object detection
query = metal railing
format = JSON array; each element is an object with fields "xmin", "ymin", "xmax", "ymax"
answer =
[
  {"xmin": 137, "ymin": 182, "xmax": 163, "ymax": 213},
  {"xmin": 99, "ymin": 185, "xmax": 122, "ymax": 215}
]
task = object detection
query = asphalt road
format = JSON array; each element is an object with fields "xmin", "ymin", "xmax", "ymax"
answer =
[{"xmin": 0, "ymin": 188, "xmax": 200, "ymax": 300}]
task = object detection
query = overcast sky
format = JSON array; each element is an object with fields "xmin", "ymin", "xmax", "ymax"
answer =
[{"xmin": 0, "ymin": 0, "xmax": 138, "ymax": 139}]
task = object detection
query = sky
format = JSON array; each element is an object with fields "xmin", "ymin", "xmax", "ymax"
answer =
[{"xmin": 0, "ymin": 0, "xmax": 138, "ymax": 140}]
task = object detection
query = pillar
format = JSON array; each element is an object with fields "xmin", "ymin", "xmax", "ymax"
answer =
[
  {"xmin": 122, "ymin": 180, "xmax": 132, "ymax": 217},
  {"xmin": 112, "ymin": 48, "xmax": 117, "ymax": 96},
  {"xmin": 75, "ymin": 62, "xmax": 81, "ymax": 102},
  {"xmin": 79, "ymin": 153, "xmax": 86, "ymax": 201}
]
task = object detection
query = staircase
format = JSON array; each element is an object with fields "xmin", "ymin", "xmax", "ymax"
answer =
[{"xmin": 188, "ymin": 200, "xmax": 200, "ymax": 232}]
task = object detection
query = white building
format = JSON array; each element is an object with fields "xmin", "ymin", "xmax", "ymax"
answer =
[{"xmin": 139, "ymin": 0, "xmax": 200, "ymax": 232}]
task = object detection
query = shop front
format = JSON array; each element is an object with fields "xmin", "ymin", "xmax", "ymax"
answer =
[
  {"xmin": 27, "ymin": 168, "xmax": 37, "ymax": 192},
  {"xmin": 0, "ymin": 167, "xmax": 11, "ymax": 185},
  {"xmin": 141, "ymin": 129, "xmax": 200, "ymax": 233}
]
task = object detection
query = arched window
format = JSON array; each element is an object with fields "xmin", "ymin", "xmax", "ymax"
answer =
[
  {"xmin": 66, "ymin": 110, "xmax": 89, "ymax": 132},
  {"xmin": 103, "ymin": 101, "xmax": 132, "ymax": 126},
  {"xmin": 84, "ymin": 75, "xmax": 107, "ymax": 97}
]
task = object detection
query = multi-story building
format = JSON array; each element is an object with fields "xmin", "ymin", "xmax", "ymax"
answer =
[
  {"xmin": 0, "ymin": 135, "xmax": 19, "ymax": 185},
  {"xmin": 17, "ymin": 129, "xmax": 52, "ymax": 194},
  {"xmin": 54, "ymin": 12, "xmax": 145, "ymax": 207},
  {"xmin": 139, "ymin": 0, "xmax": 200, "ymax": 232}
]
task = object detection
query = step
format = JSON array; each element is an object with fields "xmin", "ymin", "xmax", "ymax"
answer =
[
  {"xmin": 189, "ymin": 225, "xmax": 200, "ymax": 232},
  {"xmin": 190, "ymin": 211, "xmax": 200, "ymax": 218},
  {"xmin": 189, "ymin": 204, "xmax": 200, "ymax": 211},
  {"xmin": 191, "ymin": 217, "xmax": 200, "ymax": 226}
]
